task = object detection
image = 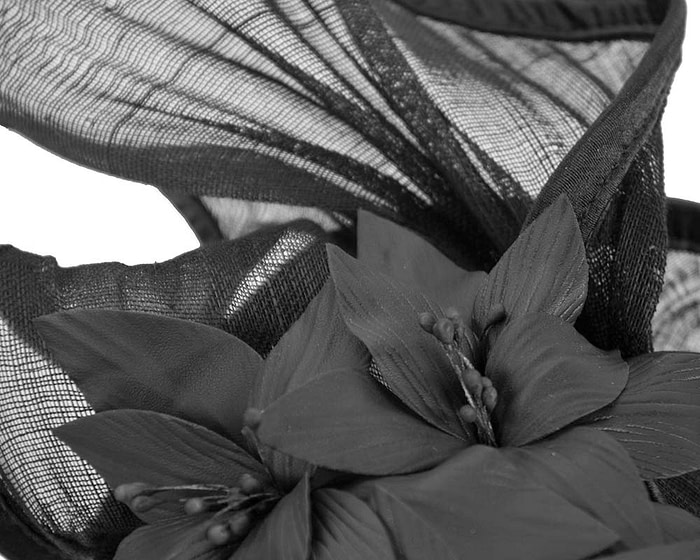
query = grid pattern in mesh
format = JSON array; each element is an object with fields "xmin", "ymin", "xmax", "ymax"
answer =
[
  {"xmin": 0, "ymin": 222, "xmax": 330, "ymax": 558},
  {"xmin": 0, "ymin": 0, "xmax": 689, "ymax": 556},
  {"xmin": 575, "ymin": 123, "xmax": 668, "ymax": 357},
  {"xmin": 1, "ymin": 0, "xmax": 647, "ymax": 266},
  {"xmin": 653, "ymin": 250, "xmax": 700, "ymax": 352}
]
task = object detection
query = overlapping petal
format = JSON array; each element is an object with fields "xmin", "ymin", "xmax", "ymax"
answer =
[
  {"xmin": 503, "ymin": 427, "xmax": 662, "ymax": 550},
  {"xmin": 328, "ymin": 245, "xmax": 465, "ymax": 438},
  {"xmin": 486, "ymin": 313, "xmax": 628, "ymax": 446},
  {"xmin": 251, "ymin": 281, "xmax": 370, "ymax": 489},
  {"xmin": 583, "ymin": 352, "xmax": 700, "ymax": 479},
  {"xmin": 311, "ymin": 489, "xmax": 396, "ymax": 560},
  {"xmin": 361, "ymin": 446, "xmax": 619, "ymax": 560},
  {"xmin": 257, "ymin": 369, "xmax": 465, "ymax": 475},
  {"xmin": 599, "ymin": 540, "xmax": 700, "ymax": 559},
  {"xmin": 357, "ymin": 209, "xmax": 485, "ymax": 315},
  {"xmin": 473, "ymin": 196, "xmax": 588, "ymax": 329},
  {"xmin": 233, "ymin": 475, "xmax": 311, "ymax": 560},
  {"xmin": 653, "ymin": 504, "xmax": 700, "ymax": 543},
  {"xmin": 114, "ymin": 513, "xmax": 235, "ymax": 560},
  {"xmin": 37, "ymin": 310, "xmax": 261, "ymax": 447},
  {"xmin": 54, "ymin": 410, "xmax": 267, "ymax": 523}
]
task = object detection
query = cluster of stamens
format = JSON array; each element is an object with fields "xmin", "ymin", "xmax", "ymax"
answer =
[
  {"xmin": 419, "ymin": 304, "xmax": 507, "ymax": 447},
  {"xmin": 114, "ymin": 471, "xmax": 279, "ymax": 546}
]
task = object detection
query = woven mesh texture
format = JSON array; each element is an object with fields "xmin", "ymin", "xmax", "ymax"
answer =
[
  {"xmin": 654, "ymin": 250, "xmax": 700, "ymax": 353},
  {"xmin": 1, "ymin": 0, "xmax": 647, "ymax": 265},
  {"xmin": 0, "ymin": 223, "xmax": 330, "ymax": 558},
  {"xmin": 652, "ymin": 246, "xmax": 700, "ymax": 519},
  {"xmin": 0, "ymin": 0, "xmax": 689, "ymax": 557}
]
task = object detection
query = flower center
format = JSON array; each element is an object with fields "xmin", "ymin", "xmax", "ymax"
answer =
[
  {"xmin": 419, "ymin": 305, "xmax": 506, "ymax": 447},
  {"xmin": 114, "ymin": 475, "xmax": 281, "ymax": 546}
]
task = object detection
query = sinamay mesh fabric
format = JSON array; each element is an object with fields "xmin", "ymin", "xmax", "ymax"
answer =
[{"xmin": 0, "ymin": 0, "xmax": 695, "ymax": 557}]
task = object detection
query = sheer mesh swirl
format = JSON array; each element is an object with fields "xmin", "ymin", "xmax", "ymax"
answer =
[
  {"xmin": 0, "ymin": 223, "xmax": 330, "ymax": 558},
  {"xmin": 0, "ymin": 0, "xmax": 690, "ymax": 558}
]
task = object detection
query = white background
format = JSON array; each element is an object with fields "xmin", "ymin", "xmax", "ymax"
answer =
[{"xmin": 0, "ymin": 5, "xmax": 698, "ymax": 268}]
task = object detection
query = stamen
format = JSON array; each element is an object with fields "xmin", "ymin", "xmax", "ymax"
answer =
[
  {"xmin": 420, "ymin": 309, "xmax": 499, "ymax": 447},
  {"xmin": 243, "ymin": 408, "xmax": 263, "ymax": 430},
  {"xmin": 482, "ymin": 386, "xmax": 498, "ymax": 412},
  {"xmin": 239, "ymin": 473, "xmax": 263, "ymax": 495},
  {"xmin": 114, "ymin": 482, "xmax": 150, "ymax": 504},
  {"xmin": 419, "ymin": 312, "xmax": 437, "ymax": 333},
  {"xmin": 229, "ymin": 512, "xmax": 252, "ymax": 538},
  {"xmin": 458, "ymin": 405, "xmax": 477, "ymax": 424},
  {"xmin": 207, "ymin": 523, "xmax": 232, "ymax": 546},
  {"xmin": 460, "ymin": 369, "xmax": 483, "ymax": 396},
  {"xmin": 130, "ymin": 495, "xmax": 156, "ymax": 513},
  {"xmin": 184, "ymin": 497, "xmax": 208, "ymax": 515},
  {"xmin": 432, "ymin": 317, "xmax": 455, "ymax": 344}
]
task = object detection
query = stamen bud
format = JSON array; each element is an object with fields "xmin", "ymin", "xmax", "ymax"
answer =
[
  {"xmin": 445, "ymin": 307, "xmax": 462, "ymax": 321},
  {"xmin": 460, "ymin": 369, "xmax": 483, "ymax": 396},
  {"xmin": 207, "ymin": 523, "xmax": 232, "ymax": 546},
  {"xmin": 482, "ymin": 386, "xmax": 498, "ymax": 412},
  {"xmin": 229, "ymin": 512, "xmax": 252, "ymax": 538},
  {"xmin": 239, "ymin": 474, "xmax": 263, "ymax": 495},
  {"xmin": 458, "ymin": 405, "xmax": 477, "ymax": 424},
  {"xmin": 184, "ymin": 497, "xmax": 208, "ymax": 515},
  {"xmin": 130, "ymin": 495, "xmax": 157, "ymax": 513},
  {"xmin": 432, "ymin": 317, "xmax": 455, "ymax": 344},
  {"xmin": 418, "ymin": 312, "xmax": 437, "ymax": 333},
  {"xmin": 114, "ymin": 482, "xmax": 149, "ymax": 504},
  {"xmin": 243, "ymin": 407, "xmax": 263, "ymax": 430}
]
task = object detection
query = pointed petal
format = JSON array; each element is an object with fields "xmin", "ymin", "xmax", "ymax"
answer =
[
  {"xmin": 364, "ymin": 446, "xmax": 618, "ymax": 560},
  {"xmin": 311, "ymin": 488, "xmax": 396, "ymax": 560},
  {"xmin": 114, "ymin": 514, "xmax": 234, "ymax": 560},
  {"xmin": 257, "ymin": 368, "xmax": 465, "ymax": 476},
  {"xmin": 357, "ymin": 210, "xmax": 485, "ymax": 315},
  {"xmin": 327, "ymin": 244, "xmax": 464, "ymax": 437},
  {"xmin": 234, "ymin": 475, "xmax": 311, "ymax": 560},
  {"xmin": 654, "ymin": 504, "xmax": 700, "ymax": 543},
  {"xmin": 486, "ymin": 313, "xmax": 628, "ymax": 446},
  {"xmin": 54, "ymin": 410, "xmax": 267, "ymax": 523},
  {"xmin": 503, "ymin": 427, "xmax": 662, "ymax": 549},
  {"xmin": 253, "ymin": 281, "xmax": 369, "ymax": 405},
  {"xmin": 583, "ymin": 352, "xmax": 700, "ymax": 479},
  {"xmin": 600, "ymin": 540, "xmax": 700, "ymax": 559},
  {"xmin": 36, "ymin": 310, "xmax": 262, "ymax": 446},
  {"xmin": 252, "ymin": 282, "xmax": 370, "ymax": 489},
  {"xmin": 474, "ymin": 195, "xmax": 588, "ymax": 327}
]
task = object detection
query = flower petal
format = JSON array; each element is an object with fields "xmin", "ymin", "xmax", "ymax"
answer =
[
  {"xmin": 36, "ymin": 310, "xmax": 262, "ymax": 447},
  {"xmin": 363, "ymin": 446, "xmax": 618, "ymax": 560},
  {"xmin": 486, "ymin": 313, "xmax": 628, "ymax": 446},
  {"xmin": 357, "ymin": 210, "xmax": 485, "ymax": 315},
  {"xmin": 253, "ymin": 280, "xmax": 369, "ymax": 406},
  {"xmin": 257, "ymin": 368, "xmax": 465, "ymax": 476},
  {"xmin": 327, "ymin": 244, "xmax": 465, "ymax": 437},
  {"xmin": 474, "ymin": 195, "xmax": 588, "ymax": 327},
  {"xmin": 252, "ymin": 282, "xmax": 369, "ymax": 489},
  {"xmin": 653, "ymin": 504, "xmax": 700, "ymax": 544},
  {"xmin": 114, "ymin": 513, "xmax": 234, "ymax": 560},
  {"xmin": 54, "ymin": 410, "xmax": 267, "ymax": 523},
  {"xmin": 312, "ymin": 489, "xmax": 395, "ymax": 560},
  {"xmin": 599, "ymin": 540, "xmax": 700, "ymax": 559},
  {"xmin": 503, "ymin": 427, "xmax": 662, "ymax": 550},
  {"xmin": 234, "ymin": 474, "xmax": 311, "ymax": 560},
  {"xmin": 583, "ymin": 352, "xmax": 700, "ymax": 479}
]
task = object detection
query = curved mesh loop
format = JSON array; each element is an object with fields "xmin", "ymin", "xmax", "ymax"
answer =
[
  {"xmin": 0, "ymin": 222, "xmax": 330, "ymax": 558},
  {"xmin": 1, "ymin": 0, "xmax": 650, "ymax": 266},
  {"xmin": 0, "ymin": 0, "xmax": 694, "ymax": 556}
]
